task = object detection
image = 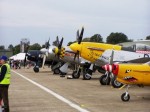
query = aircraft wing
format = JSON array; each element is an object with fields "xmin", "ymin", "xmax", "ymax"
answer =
[
  {"xmin": 96, "ymin": 49, "xmax": 150, "ymax": 66},
  {"xmin": 126, "ymin": 57, "xmax": 150, "ymax": 63}
]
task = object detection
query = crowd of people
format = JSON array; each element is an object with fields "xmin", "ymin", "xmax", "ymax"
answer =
[
  {"xmin": 9, "ymin": 59, "xmax": 34, "ymax": 69},
  {"xmin": 9, "ymin": 60, "xmax": 21, "ymax": 69}
]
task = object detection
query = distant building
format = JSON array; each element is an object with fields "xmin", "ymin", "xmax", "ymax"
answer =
[
  {"xmin": 118, "ymin": 40, "xmax": 150, "ymax": 47},
  {"xmin": 20, "ymin": 38, "xmax": 30, "ymax": 53}
]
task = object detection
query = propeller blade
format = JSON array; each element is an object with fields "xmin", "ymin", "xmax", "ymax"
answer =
[
  {"xmin": 51, "ymin": 37, "xmax": 63, "ymax": 59},
  {"xmin": 74, "ymin": 51, "xmax": 79, "ymax": 60},
  {"xmin": 58, "ymin": 37, "xmax": 63, "ymax": 49},
  {"xmin": 74, "ymin": 53, "xmax": 77, "ymax": 61},
  {"xmin": 42, "ymin": 54, "xmax": 46, "ymax": 69},
  {"xmin": 108, "ymin": 50, "xmax": 115, "ymax": 82},
  {"xmin": 46, "ymin": 38, "xmax": 50, "ymax": 49},
  {"xmin": 56, "ymin": 36, "xmax": 59, "ymax": 46},
  {"xmin": 76, "ymin": 30, "xmax": 80, "ymax": 42},
  {"xmin": 110, "ymin": 50, "xmax": 114, "ymax": 65},
  {"xmin": 73, "ymin": 51, "xmax": 80, "ymax": 65},
  {"xmin": 53, "ymin": 36, "xmax": 60, "ymax": 46},
  {"xmin": 77, "ymin": 51, "xmax": 80, "ymax": 65},
  {"xmin": 78, "ymin": 27, "xmax": 84, "ymax": 44}
]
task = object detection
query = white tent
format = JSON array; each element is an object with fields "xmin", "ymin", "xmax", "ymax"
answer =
[{"xmin": 9, "ymin": 53, "xmax": 25, "ymax": 60}]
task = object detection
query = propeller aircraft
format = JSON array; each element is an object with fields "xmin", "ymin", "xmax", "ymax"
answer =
[
  {"xmin": 52, "ymin": 37, "xmax": 93, "ymax": 79},
  {"xmin": 101, "ymin": 49, "xmax": 150, "ymax": 87},
  {"xmin": 24, "ymin": 50, "xmax": 53, "ymax": 72},
  {"xmin": 102, "ymin": 51, "xmax": 150, "ymax": 101},
  {"xmin": 24, "ymin": 38, "xmax": 60, "ymax": 73},
  {"xmin": 69, "ymin": 28, "xmax": 150, "ymax": 65},
  {"xmin": 68, "ymin": 27, "xmax": 150, "ymax": 83}
]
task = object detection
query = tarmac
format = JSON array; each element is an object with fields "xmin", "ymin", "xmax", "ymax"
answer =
[{"xmin": 5, "ymin": 67, "xmax": 150, "ymax": 112}]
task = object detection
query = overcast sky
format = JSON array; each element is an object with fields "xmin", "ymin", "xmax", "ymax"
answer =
[{"xmin": 0, "ymin": 0, "xmax": 150, "ymax": 48}]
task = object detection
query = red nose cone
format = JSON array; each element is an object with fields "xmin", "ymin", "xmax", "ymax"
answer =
[{"xmin": 112, "ymin": 64, "xmax": 119, "ymax": 75}]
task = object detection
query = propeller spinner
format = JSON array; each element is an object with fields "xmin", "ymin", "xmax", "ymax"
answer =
[
  {"xmin": 52, "ymin": 37, "xmax": 65, "ymax": 59},
  {"xmin": 70, "ymin": 27, "xmax": 84, "ymax": 62}
]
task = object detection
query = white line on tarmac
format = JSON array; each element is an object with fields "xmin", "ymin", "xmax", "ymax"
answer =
[{"xmin": 11, "ymin": 70, "xmax": 90, "ymax": 112}]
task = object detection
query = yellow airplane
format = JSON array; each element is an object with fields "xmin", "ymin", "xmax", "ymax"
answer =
[
  {"xmin": 70, "ymin": 27, "xmax": 150, "ymax": 64},
  {"xmin": 69, "ymin": 27, "xmax": 138, "ymax": 65},
  {"xmin": 68, "ymin": 27, "xmax": 150, "ymax": 88},
  {"xmin": 69, "ymin": 27, "xmax": 121, "ymax": 62},
  {"xmin": 69, "ymin": 42, "xmax": 122, "ymax": 63},
  {"xmin": 103, "ymin": 56, "xmax": 150, "ymax": 101},
  {"xmin": 54, "ymin": 27, "xmax": 150, "ymax": 84},
  {"xmin": 53, "ymin": 27, "xmax": 123, "ymax": 80}
]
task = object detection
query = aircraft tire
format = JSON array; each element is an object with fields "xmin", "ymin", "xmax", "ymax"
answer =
[
  {"xmin": 111, "ymin": 79, "xmax": 124, "ymax": 88},
  {"xmin": 53, "ymin": 68, "xmax": 60, "ymax": 74},
  {"xmin": 121, "ymin": 93, "xmax": 130, "ymax": 102},
  {"xmin": 83, "ymin": 74, "xmax": 91, "ymax": 80},
  {"xmin": 99, "ymin": 75, "xmax": 110, "ymax": 85},
  {"xmin": 72, "ymin": 71, "xmax": 80, "ymax": 79},
  {"xmin": 33, "ymin": 67, "xmax": 39, "ymax": 73},
  {"xmin": 83, "ymin": 73, "xmax": 92, "ymax": 80}
]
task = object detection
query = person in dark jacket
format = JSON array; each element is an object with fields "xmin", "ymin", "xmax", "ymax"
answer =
[{"xmin": 0, "ymin": 55, "xmax": 11, "ymax": 112}]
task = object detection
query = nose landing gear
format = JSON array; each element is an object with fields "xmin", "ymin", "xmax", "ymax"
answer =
[{"xmin": 121, "ymin": 85, "xmax": 130, "ymax": 102}]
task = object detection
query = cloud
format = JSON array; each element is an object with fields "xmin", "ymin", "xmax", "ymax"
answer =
[{"xmin": 0, "ymin": 0, "xmax": 150, "ymax": 47}]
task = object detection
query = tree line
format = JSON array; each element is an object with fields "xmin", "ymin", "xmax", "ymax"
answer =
[
  {"xmin": 0, "ymin": 33, "xmax": 150, "ymax": 55},
  {"xmin": 67, "ymin": 33, "xmax": 150, "ymax": 45}
]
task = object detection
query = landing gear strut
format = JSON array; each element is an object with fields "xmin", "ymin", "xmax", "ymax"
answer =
[
  {"xmin": 121, "ymin": 85, "xmax": 130, "ymax": 102},
  {"xmin": 111, "ymin": 78, "xmax": 123, "ymax": 88},
  {"xmin": 83, "ymin": 68, "xmax": 92, "ymax": 80},
  {"xmin": 71, "ymin": 64, "xmax": 81, "ymax": 79},
  {"xmin": 99, "ymin": 72, "xmax": 110, "ymax": 85},
  {"xmin": 82, "ymin": 63, "xmax": 94, "ymax": 80},
  {"xmin": 99, "ymin": 71, "xmax": 123, "ymax": 88},
  {"xmin": 51, "ymin": 62, "xmax": 62, "ymax": 74},
  {"xmin": 72, "ymin": 69, "xmax": 81, "ymax": 79}
]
